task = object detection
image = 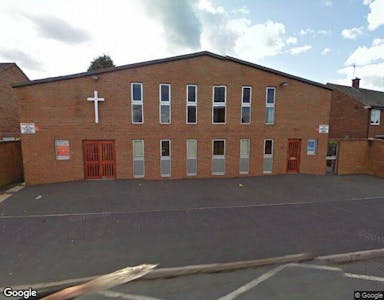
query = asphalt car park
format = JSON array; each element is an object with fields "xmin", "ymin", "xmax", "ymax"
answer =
[{"xmin": 0, "ymin": 174, "xmax": 384, "ymax": 295}]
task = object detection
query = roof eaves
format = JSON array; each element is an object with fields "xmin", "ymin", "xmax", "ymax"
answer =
[
  {"xmin": 12, "ymin": 51, "xmax": 225, "ymax": 88},
  {"xmin": 226, "ymin": 56, "xmax": 331, "ymax": 90}
]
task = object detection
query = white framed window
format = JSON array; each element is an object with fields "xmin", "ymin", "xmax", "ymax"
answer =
[
  {"xmin": 186, "ymin": 85, "xmax": 197, "ymax": 124},
  {"xmin": 160, "ymin": 139, "xmax": 171, "ymax": 177},
  {"xmin": 212, "ymin": 139, "xmax": 225, "ymax": 175},
  {"xmin": 239, "ymin": 139, "xmax": 250, "ymax": 174},
  {"xmin": 186, "ymin": 139, "xmax": 197, "ymax": 176},
  {"xmin": 265, "ymin": 87, "xmax": 276, "ymax": 125},
  {"xmin": 212, "ymin": 86, "xmax": 226, "ymax": 124},
  {"xmin": 370, "ymin": 109, "xmax": 381, "ymax": 125},
  {"xmin": 263, "ymin": 139, "xmax": 273, "ymax": 174},
  {"xmin": 131, "ymin": 83, "xmax": 143, "ymax": 124},
  {"xmin": 241, "ymin": 86, "xmax": 252, "ymax": 124},
  {"xmin": 132, "ymin": 140, "xmax": 145, "ymax": 178},
  {"xmin": 159, "ymin": 84, "xmax": 171, "ymax": 124}
]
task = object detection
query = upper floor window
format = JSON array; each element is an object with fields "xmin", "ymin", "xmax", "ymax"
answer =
[
  {"xmin": 159, "ymin": 84, "xmax": 171, "ymax": 124},
  {"xmin": 370, "ymin": 109, "xmax": 381, "ymax": 125},
  {"xmin": 131, "ymin": 83, "xmax": 143, "ymax": 124},
  {"xmin": 186, "ymin": 85, "xmax": 197, "ymax": 124},
  {"xmin": 212, "ymin": 86, "xmax": 226, "ymax": 124},
  {"xmin": 265, "ymin": 87, "xmax": 276, "ymax": 125},
  {"xmin": 241, "ymin": 86, "xmax": 252, "ymax": 124}
]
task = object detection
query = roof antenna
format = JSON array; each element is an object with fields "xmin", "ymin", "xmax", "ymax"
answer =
[{"xmin": 352, "ymin": 63, "xmax": 356, "ymax": 78}]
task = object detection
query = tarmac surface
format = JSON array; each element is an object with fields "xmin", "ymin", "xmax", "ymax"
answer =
[{"xmin": 0, "ymin": 175, "xmax": 383, "ymax": 290}]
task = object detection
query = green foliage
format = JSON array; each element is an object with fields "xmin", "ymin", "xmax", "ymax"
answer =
[{"xmin": 87, "ymin": 54, "xmax": 115, "ymax": 72}]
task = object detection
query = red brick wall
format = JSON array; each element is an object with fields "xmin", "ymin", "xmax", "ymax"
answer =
[
  {"xmin": 15, "ymin": 56, "xmax": 332, "ymax": 185},
  {"xmin": 329, "ymin": 90, "xmax": 368, "ymax": 139},
  {"xmin": 0, "ymin": 65, "xmax": 28, "ymax": 139},
  {"xmin": 368, "ymin": 140, "xmax": 384, "ymax": 177},
  {"xmin": 0, "ymin": 141, "xmax": 24, "ymax": 186},
  {"xmin": 337, "ymin": 139, "xmax": 384, "ymax": 177}
]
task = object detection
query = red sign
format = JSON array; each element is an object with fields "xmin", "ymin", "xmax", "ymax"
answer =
[{"xmin": 55, "ymin": 140, "xmax": 70, "ymax": 160}]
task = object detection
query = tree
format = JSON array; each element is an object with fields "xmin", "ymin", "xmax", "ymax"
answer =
[{"xmin": 88, "ymin": 54, "xmax": 115, "ymax": 72}]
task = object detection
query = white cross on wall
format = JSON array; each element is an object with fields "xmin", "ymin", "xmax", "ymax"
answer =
[{"xmin": 87, "ymin": 90, "xmax": 105, "ymax": 124}]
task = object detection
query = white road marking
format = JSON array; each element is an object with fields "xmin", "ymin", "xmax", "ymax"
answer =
[
  {"xmin": 1, "ymin": 195, "xmax": 384, "ymax": 219},
  {"xmin": 97, "ymin": 290, "xmax": 165, "ymax": 300},
  {"xmin": 286, "ymin": 262, "xmax": 342, "ymax": 272},
  {"xmin": 218, "ymin": 262, "xmax": 384, "ymax": 299},
  {"xmin": 344, "ymin": 272, "xmax": 384, "ymax": 282},
  {"xmin": 217, "ymin": 264, "xmax": 289, "ymax": 300}
]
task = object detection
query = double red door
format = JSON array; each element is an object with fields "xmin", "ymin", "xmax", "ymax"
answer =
[
  {"xmin": 83, "ymin": 140, "xmax": 115, "ymax": 179},
  {"xmin": 287, "ymin": 139, "xmax": 301, "ymax": 173}
]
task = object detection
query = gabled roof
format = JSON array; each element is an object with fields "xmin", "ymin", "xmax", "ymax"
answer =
[
  {"xmin": 327, "ymin": 83, "xmax": 384, "ymax": 108},
  {"xmin": 13, "ymin": 51, "xmax": 331, "ymax": 90},
  {"xmin": 0, "ymin": 62, "xmax": 29, "ymax": 80}
]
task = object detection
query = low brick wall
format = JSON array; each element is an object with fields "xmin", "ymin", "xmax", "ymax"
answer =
[
  {"xmin": 368, "ymin": 139, "xmax": 384, "ymax": 177},
  {"xmin": 0, "ymin": 141, "xmax": 24, "ymax": 187},
  {"xmin": 337, "ymin": 139, "xmax": 384, "ymax": 177}
]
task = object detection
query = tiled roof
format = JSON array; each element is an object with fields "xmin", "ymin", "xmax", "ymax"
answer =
[{"xmin": 327, "ymin": 83, "xmax": 384, "ymax": 108}]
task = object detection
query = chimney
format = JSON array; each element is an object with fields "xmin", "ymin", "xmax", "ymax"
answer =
[{"xmin": 352, "ymin": 78, "xmax": 360, "ymax": 88}]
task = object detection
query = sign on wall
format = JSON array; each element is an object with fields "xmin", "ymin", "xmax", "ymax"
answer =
[
  {"xmin": 20, "ymin": 123, "xmax": 36, "ymax": 134},
  {"xmin": 307, "ymin": 139, "xmax": 317, "ymax": 155},
  {"xmin": 55, "ymin": 140, "xmax": 70, "ymax": 160},
  {"xmin": 318, "ymin": 124, "xmax": 329, "ymax": 134}
]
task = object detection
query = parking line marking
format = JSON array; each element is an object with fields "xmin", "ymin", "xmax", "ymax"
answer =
[
  {"xmin": 287, "ymin": 263, "xmax": 342, "ymax": 272},
  {"xmin": 344, "ymin": 273, "xmax": 384, "ymax": 282},
  {"xmin": 1, "ymin": 195, "xmax": 384, "ymax": 219},
  {"xmin": 97, "ymin": 290, "xmax": 165, "ymax": 300},
  {"xmin": 217, "ymin": 264, "xmax": 289, "ymax": 300}
]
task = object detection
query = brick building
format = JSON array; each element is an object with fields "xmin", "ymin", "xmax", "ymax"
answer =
[
  {"xmin": 14, "ymin": 52, "xmax": 332, "ymax": 185},
  {"xmin": 0, "ymin": 63, "xmax": 28, "ymax": 140},
  {"xmin": 325, "ymin": 79, "xmax": 384, "ymax": 174}
]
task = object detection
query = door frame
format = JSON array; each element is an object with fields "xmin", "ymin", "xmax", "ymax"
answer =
[
  {"xmin": 286, "ymin": 138, "xmax": 301, "ymax": 173},
  {"xmin": 82, "ymin": 140, "xmax": 116, "ymax": 180}
]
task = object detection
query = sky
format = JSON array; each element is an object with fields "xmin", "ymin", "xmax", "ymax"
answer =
[{"xmin": 1, "ymin": 0, "xmax": 384, "ymax": 91}]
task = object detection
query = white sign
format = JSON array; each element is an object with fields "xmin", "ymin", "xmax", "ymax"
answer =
[
  {"xmin": 319, "ymin": 124, "xmax": 329, "ymax": 134},
  {"xmin": 20, "ymin": 123, "xmax": 36, "ymax": 134},
  {"xmin": 87, "ymin": 90, "xmax": 104, "ymax": 123}
]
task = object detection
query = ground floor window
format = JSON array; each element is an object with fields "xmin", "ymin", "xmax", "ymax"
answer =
[
  {"xmin": 186, "ymin": 139, "xmax": 197, "ymax": 176},
  {"xmin": 160, "ymin": 140, "xmax": 171, "ymax": 177},
  {"xmin": 239, "ymin": 139, "xmax": 250, "ymax": 174},
  {"xmin": 263, "ymin": 139, "xmax": 273, "ymax": 173},
  {"xmin": 212, "ymin": 139, "xmax": 225, "ymax": 175},
  {"xmin": 132, "ymin": 140, "xmax": 144, "ymax": 177}
]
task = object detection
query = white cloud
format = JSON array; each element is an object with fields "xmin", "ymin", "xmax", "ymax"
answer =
[
  {"xmin": 321, "ymin": 48, "xmax": 331, "ymax": 55},
  {"xmin": 341, "ymin": 27, "xmax": 364, "ymax": 39},
  {"xmin": 367, "ymin": 0, "xmax": 384, "ymax": 30},
  {"xmin": 324, "ymin": 0, "xmax": 333, "ymax": 7},
  {"xmin": 288, "ymin": 45, "xmax": 312, "ymax": 55},
  {"xmin": 299, "ymin": 28, "xmax": 330, "ymax": 36},
  {"xmin": 345, "ymin": 38, "xmax": 384, "ymax": 65},
  {"xmin": 233, "ymin": 20, "xmax": 287, "ymax": 60},
  {"xmin": 232, "ymin": 6, "xmax": 250, "ymax": 14},
  {"xmin": 286, "ymin": 36, "xmax": 298, "ymax": 44},
  {"xmin": 338, "ymin": 38, "xmax": 384, "ymax": 90},
  {"xmin": 197, "ymin": 0, "xmax": 290, "ymax": 61},
  {"xmin": 337, "ymin": 63, "xmax": 384, "ymax": 91},
  {"xmin": 363, "ymin": 0, "xmax": 373, "ymax": 4}
]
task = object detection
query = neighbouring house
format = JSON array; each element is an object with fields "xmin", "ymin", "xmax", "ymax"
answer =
[
  {"xmin": 326, "ymin": 79, "xmax": 384, "ymax": 176},
  {"xmin": 14, "ymin": 51, "xmax": 332, "ymax": 185},
  {"xmin": 0, "ymin": 63, "xmax": 28, "ymax": 186},
  {"xmin": 0, "ymin": 63, "xmax": 28, "ymax": 140}
]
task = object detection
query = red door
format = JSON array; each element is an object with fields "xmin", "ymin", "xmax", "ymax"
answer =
[
  {"xmin": 83, "ymin": 140, "xmax": 116, "ymax": 179},
  {"xmin": 287, "ymin": 139, "xmax": 301, "ymax": 173}
]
